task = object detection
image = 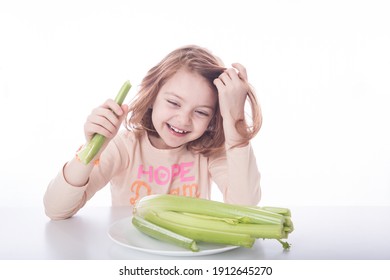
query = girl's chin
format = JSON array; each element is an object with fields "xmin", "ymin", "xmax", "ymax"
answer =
[
  {"xmin": 161, "ymin": 136, "xmax": 188, "ymax": 149},
  {"xmin": 149, "ymin": 133, "xmax": 186, "ymax": 149}
]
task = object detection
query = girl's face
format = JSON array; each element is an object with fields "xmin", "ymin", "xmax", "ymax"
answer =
[{"xmin": 150, "ymin": 69, "xmax": 217, "ymax": 149}]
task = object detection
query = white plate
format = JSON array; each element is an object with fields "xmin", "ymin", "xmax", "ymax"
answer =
[{"xmin": 108, "ymin": 217, "xmax": 239, "ymax": 257}]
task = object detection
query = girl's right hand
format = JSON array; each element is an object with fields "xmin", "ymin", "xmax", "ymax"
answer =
[{"xmin": 84, "ymin": 99, "xmax": 128, "ymax": 143}]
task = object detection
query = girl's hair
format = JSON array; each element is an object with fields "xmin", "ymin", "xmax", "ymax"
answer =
[{"xmin": 125, "ymin": 45, "xmax": 262, "ymax": 156}]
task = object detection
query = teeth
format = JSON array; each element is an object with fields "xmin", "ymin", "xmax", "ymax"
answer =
[{"xmin": 169, "ymin": 124, "xmax": 188, "ymax": 134}]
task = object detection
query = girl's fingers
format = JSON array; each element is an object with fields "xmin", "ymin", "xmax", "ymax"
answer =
[
  {"xmin": 217, "ymin": 72, "xmax": 231, "ymax": 86},
  {"xmin": 218, "ymin": 64, "xmax": 247, "ymax": 85},
  {"xmin": 95, "ymin": 99, "xmax": 128, "ymax": 128},
  {"xmin": 121, "ymin": 104, "xmax": 129, "ymax": 114},
  {"xmin": 86, "ymin": 116, "xmax": 116, "ymax": 139},
  {"xmin": 93, "ymin": 108, "xmax": 119, "ymax": 127},
  {"xmin": 231, "ymin": 63, "xmax": 248, "ymax": 81},
  {"xmin": 85, "ymin": 102, "xmax": 127, "ymax": 140},
  {"xmin": 86, "ymin": 123, "xmax": 114, "ymax": 139},
  {"xmin": 213, "ymin": 77, "xmax": 225, "ymax": 92},
  {"xmin": 101, "ymin": 99, "xmax": 125, "ymax": 116}
]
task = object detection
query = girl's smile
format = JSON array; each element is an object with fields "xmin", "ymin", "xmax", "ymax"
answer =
[
  {"xmin": 150, "ymin": 69, "xmax": 217, "ymax": 149},
  {"xmin": 167, "ymin": 123, "xmax": 190, "ymax": 135}
]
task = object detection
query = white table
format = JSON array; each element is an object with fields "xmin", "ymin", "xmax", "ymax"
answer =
[{"xmin": 1, "ymin": 205, "xmax": 389, "ymax": 260}]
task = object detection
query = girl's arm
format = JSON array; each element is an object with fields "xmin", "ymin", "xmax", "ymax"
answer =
[
  {"xmin": 43, "ymin": 138, "xmax": 126, "ymax": 219},
  {"xmin": 64, "ymin": 99, "xmax": 128, "ymax": 187},
  {"xmin": 211, "ymin": 63, "xmax": 262, "ymax": 205},
  {"xmin": 209, "ymin": 144, "xmax": 261, "ymax": 206},
  {"xmin": 213, "ymin": 63, "xmax": 255, "ymax": 149},
  {"xmin": 43, "ymin": 100, "xmax": 128, "ymax": 219}
]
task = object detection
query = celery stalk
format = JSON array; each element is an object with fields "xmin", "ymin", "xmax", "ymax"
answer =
[
  {"xmin": 134, "ymin": 194, "xmax": 285, "ymax": 225},
  {"xmin": 132, "ymin": 215, "xmax": 199, "ymax": 252},
  {"xmin": 77, "ymin": 81, "xmax": 131, "ymax": 164},
  {"xmin": 144, "ymin": 211, "xmax": 255, "ymax": 248},
  {"xmin": 157, "ymin": 211, "xmax": 285, "ymax": 239},
  {"xmin": 132, "ymin": 194, "xmax": 293, "ymax": 251},
  {"xmin": 182, "ymin": 212, "xmax": 240, "ymax": 225},
  {"xmin": 260, "ymin": 206, "xmax": 291, "ymax": 217}
]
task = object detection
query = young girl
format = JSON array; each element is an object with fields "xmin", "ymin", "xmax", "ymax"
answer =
[{"xmin": 44, "ymin": 45, "xmax": 262, "ymax": 220}]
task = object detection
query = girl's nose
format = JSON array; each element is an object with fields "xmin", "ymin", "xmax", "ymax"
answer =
[{"xmin": 177, "ymin": 110, "xmax": 192, "ymax": 126}]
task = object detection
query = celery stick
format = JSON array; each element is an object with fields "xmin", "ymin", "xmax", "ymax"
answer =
[
  {"xmin": 132, "ymin": 195, "xmax": 294, "ymax": 250},
  {"xmin": 77, "ymin": 81, "xmax": 131, "ymax": 164},
  {"xmin": 132, "ymin": 215, "xmax": 199, "ymax": 252},
  {"xmin": 144, "ymin": 211, "xmax": 255, "ymax": 248},
  {"xmin": 260, "ymin": 206, "xmax": 291, "ymax": 217},
  {"xmin": 135, "ymin": 194, "xmax": 285, "ymax": 225},
  {"xmin": 157, "ymin": 211, "xmax": 285, "ymax": 239},
  {"xmin": 182, "ymin": 212, "xmax": 240, "ymax": 225}
]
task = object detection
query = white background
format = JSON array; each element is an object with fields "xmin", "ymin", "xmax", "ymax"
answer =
[{"xmin": 1, "ymin": 0, "xmax": 389, "ymax": 208}]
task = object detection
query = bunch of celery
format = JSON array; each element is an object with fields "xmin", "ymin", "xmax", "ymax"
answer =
[
  {"xmin": 77, "ymin": 81, "xmax": 131, "ymax": 165},
  {"xmin": 132, "ymin": 194, "xmax": 293, "ymax": 252}
]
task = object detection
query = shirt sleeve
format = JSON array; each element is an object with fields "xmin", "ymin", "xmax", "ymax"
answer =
[
  {"xmin": 208, "ymin": 144, "xmax": 261, "ymax": 206},
  {"xmin": 43, "ymin": 133, "xmax": 128, "ymax": 220}
]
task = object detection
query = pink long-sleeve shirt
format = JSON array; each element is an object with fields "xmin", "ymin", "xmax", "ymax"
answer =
[{"xmin": 44, "ymin": 130, "xmax": 261, "ymax": 219}]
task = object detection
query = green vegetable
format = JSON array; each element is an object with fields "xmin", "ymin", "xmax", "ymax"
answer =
[
  {"xmin": 134, "ymin": 194, "xmax": 285, "ymax": 225},
  {"xmin": 77, "ymin": 80, "xmax": 131, "ymax": 164},
  {"xmin": 132, "ymin": 215, "xmax": 199, "ymax": 252},
  {"xmin": 132, "ymin": 194, "xmax": 293, "ymax": 251},
  {"xmin": 155, "ymin": 210, "xmax": 284, "ymax": 239},
  {"xmin": 144, "ymin": 210, "xmax": 255, "ymax": 248}
]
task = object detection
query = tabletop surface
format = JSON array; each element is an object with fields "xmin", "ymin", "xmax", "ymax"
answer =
[{"xmin": 1, "ymin": 205, "xmax": 389, "ymax": 260}]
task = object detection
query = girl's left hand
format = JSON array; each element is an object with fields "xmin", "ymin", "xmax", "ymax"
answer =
[{"xmin": 213, "ymin": 63, "xmax": 249, "ymax": 123}]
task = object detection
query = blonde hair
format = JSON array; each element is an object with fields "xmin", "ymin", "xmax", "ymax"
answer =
[{"xmin": 125, "ymin": 45, "xmax": 261, "ymax": 156}]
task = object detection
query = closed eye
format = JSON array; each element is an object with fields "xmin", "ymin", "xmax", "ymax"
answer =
[
  {"xmin": 195, "ymin": 110, "xmax": 210, "ymax": 117},
  {"xmin": 167, "ymin": 100, "xmax": 180, "ymax": 107}
]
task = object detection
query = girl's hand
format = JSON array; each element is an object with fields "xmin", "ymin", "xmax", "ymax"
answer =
[
  {"xmin": 213, "ymin": 63, "xmax": 249, "ymax": 123},
  {"xmin": 84, "ymin": 99, "xmax": 128, "ymax": 143}
]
